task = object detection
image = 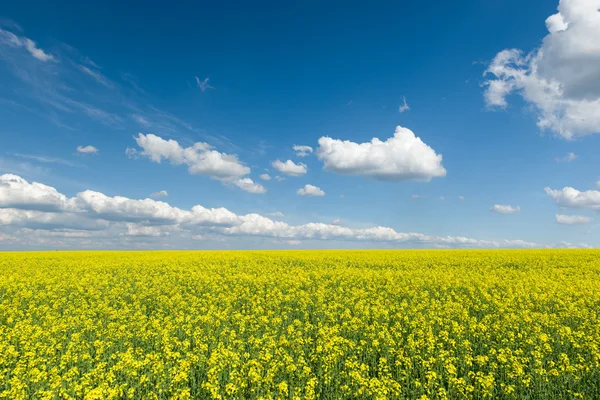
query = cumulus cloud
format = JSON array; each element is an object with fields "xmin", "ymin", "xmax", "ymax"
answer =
[
  {"xmin": 0, "ymin": 174, "xmax": 576, "ymax": 249},
  {"xmin": 0, "ymin": 208, "xmax": 108, "ymax": 231},
  {"xmin": 134, "ymin": 133, "xmax": 248, "ymax": 179},
  {"xmin": 231, "ymin": 178, "xmax": 266, "ymax": 194},
  {"xmin": 272, "ymin": 160, "xmax": 308, "ymax": 176},
  {"xmin": 0, "ymin": 28, "xmax": 54, "ymax": 61},
  {"xmin": 223, "ymin": 218, "xmax": 539, "ymax": 248},
  {"xmin": 490, "ymin": 204, "xmax": 520, "ymax": 214},
  {"xmin": 259, "ymin": 173, "xmax": 271, "ymax": 181},
  {"xmin": 77, "ymin": 145, "xmax": 99, "ymax": 154},
  {"xmin": 545, "ymin": 187, "xmax": 600, "ymax": 210},
  {"xmin": 483, "ymin": 0, "xmax": 600, "ymax": 139},
  {"xmin": 150, "ymin": 190, "xmax": 168, "ymax": 198},
  {"xmin": 274, "ymin": 176, "xmax": 285, "ymax": 182},
  {"xmin": 132, "ymin": 134, "xmax": 261, "ymax": 192},
  {"xmin": 293, "ymin": 145, "xmax": 313, "ymax": 157},
  {"xmin": 316, "ymin": 125, "xmax": 446, "ymax": 182},
  {"xmin": 297, "ymin": 184, "xmax": 325, "ymax": 197},
  {"xmin": 556, "ymin": 214, "xmax": 591, "ymax": 225},
  {"xmin": 0, "ymin": 174, "xmax": 78, "ymax": 212}
]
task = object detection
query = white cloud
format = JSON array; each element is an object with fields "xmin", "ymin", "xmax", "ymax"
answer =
[
  {"xmin": 293, "ymin": 145, "xmax": 313, "ymax": 157},
  {"xmin": 123, "ymin": 223, "xmax": 170, "ymax": 237},
  {"xmin": 231, "ymin": 178, "xmax": 266, "ymax": 194},
  {"xmin": 274, "ymin": 176, "xmax": 285, "ymax": 182},
  {"xmin": 150, "ymin": 190, "xmax": 168, "ymax": 198},
  {"xmin": 0, "ymin": 174, "xmax": 77, "ymax": 212},
  {"xmin": 133, "ymin": 134, "xmax": 252, "ymax": 185},
  {"xmin": 332, "ymin": 219, "xmax": 342, "ymax": 225},
  {"xmin": 195, "ymin": 76, "xmax": 213, "ymax": 92},
  {"xmin": 223, "ymin": 217, "xmax": 539, "ymax": 248},
  {"xmin": 555, "ymin": 152, "xmax": 578, "ymax": 163},
  {"xmin": 74, "ymin": 190, "xmax": 187, "ymax": 224},
  {"xmin": 272, "ymin": 159, "xmax": 308, "ymax": 176},
  {"xmin": 297, "ymin": 184, "xmax": 325, "ymax": 197},
  {"xmin": 316, "ymin": 125, "xmax": 446, "ymax": 182},
  {"xmin": 483, "ymin": 0, "xmax": 600, "ymax": 139},
  {"xmin": 0, "ymin": 174, "xmax": 578, "ymax": 249},
  {"xmin": 596, "ymin": 180, "xmax": 600, "ymax": 188},
  {"xmin": 556, "ymin": 214, "xmax": 591, "ymax": 225},
  {"xmin": 545, "ymin": 187, "xmax": 600, "ymax": 210},
  {"xmin": 259, "ymin": 173, "xmax": 271, "ymax": 181},
  {"xmin": 553, "ymin": 241, "xmax": 591, "ymax": 249},
  {"xmin": 77, "ymin": 145, "xmax": 98, "ymax": 154},
  {"xmin": 399, "ymin": 96, "xmax": 410, "ymax": 113},
  {"xmin": 0, "ymin": 28, "xmax": 54, "ymax": 61},
  {"xmin": 458, "ymin": 196, "xmax": 465, "ymax": 200},
  {"xmin": 266, "ymin": 212, "xmax": 284, "ymax": 218},
  {"xmin": 490, "ymin": 204, "xmax": 520, "ymax": 214},
  {"xmin": 0, "ymin": 208, "xmax": 108, "ymax": 231}
]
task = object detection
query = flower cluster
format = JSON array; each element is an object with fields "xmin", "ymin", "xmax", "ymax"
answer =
[{"xmin": 0, "ymin": 250, "xmax": 599, "ymax": 399}]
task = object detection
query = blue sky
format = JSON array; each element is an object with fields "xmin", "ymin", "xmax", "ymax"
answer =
[{"xmin": 1, "ymin": 0, "xmax": 599, "ymax": 249}]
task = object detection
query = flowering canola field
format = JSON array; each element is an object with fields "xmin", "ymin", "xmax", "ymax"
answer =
[{"xmin": 1, "ymin": 250, "xmax": 600, "ymax": 399}]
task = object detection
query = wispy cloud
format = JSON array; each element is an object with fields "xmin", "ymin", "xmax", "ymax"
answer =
[
  {"xmin": 0, "ymin": 157, "xmax": 50, "ymax": 177},
  {"xmin": 120, "ymin": 72, "xmax": 146, "ymax": 94},
  {"xmin": 195, "ymin": 76, "xmax": 213, "ymax": 92},
  {"xmin": 0, "ymin": 18, "xmax": 22, "ymax": 32},
  {"xmin": 0, "ymin": 28, "xmax": 54, "ymax": 62},
  {"xmin": 131, "ymin": 114, "xmax": 151, "ymax": 127},
  {"xmin": 399, "ymin": 96, "xmax": 410, "ymax": 113},
  {"xmin": 78, "ymin": 65, "xmax": 114, "ymax": 88},
  {"xmin": 554, "ymin": 152, "xmax": 578, "ymax": 163},
  {"xmin": 10, "ymin": 153, "xmax": 84, "ymax": 168},
  {"xmin": 0, "ymin": 24, "xmax": 239, "ymax": 159}
]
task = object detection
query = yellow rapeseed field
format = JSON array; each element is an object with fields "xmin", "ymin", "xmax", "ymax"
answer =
[{"xmin": 1, "ymin": 250, "xmax": 599, "ymax": 399}]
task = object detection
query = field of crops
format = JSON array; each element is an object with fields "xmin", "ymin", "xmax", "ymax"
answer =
[{"xmin": 1, "ymin": 250, "xmax": 599, "ymax": 399}]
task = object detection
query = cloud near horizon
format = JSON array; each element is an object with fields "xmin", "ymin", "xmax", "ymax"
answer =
[{"xmin": 0, "ymin": 173, "xmax": 565, "ymax": 249}]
